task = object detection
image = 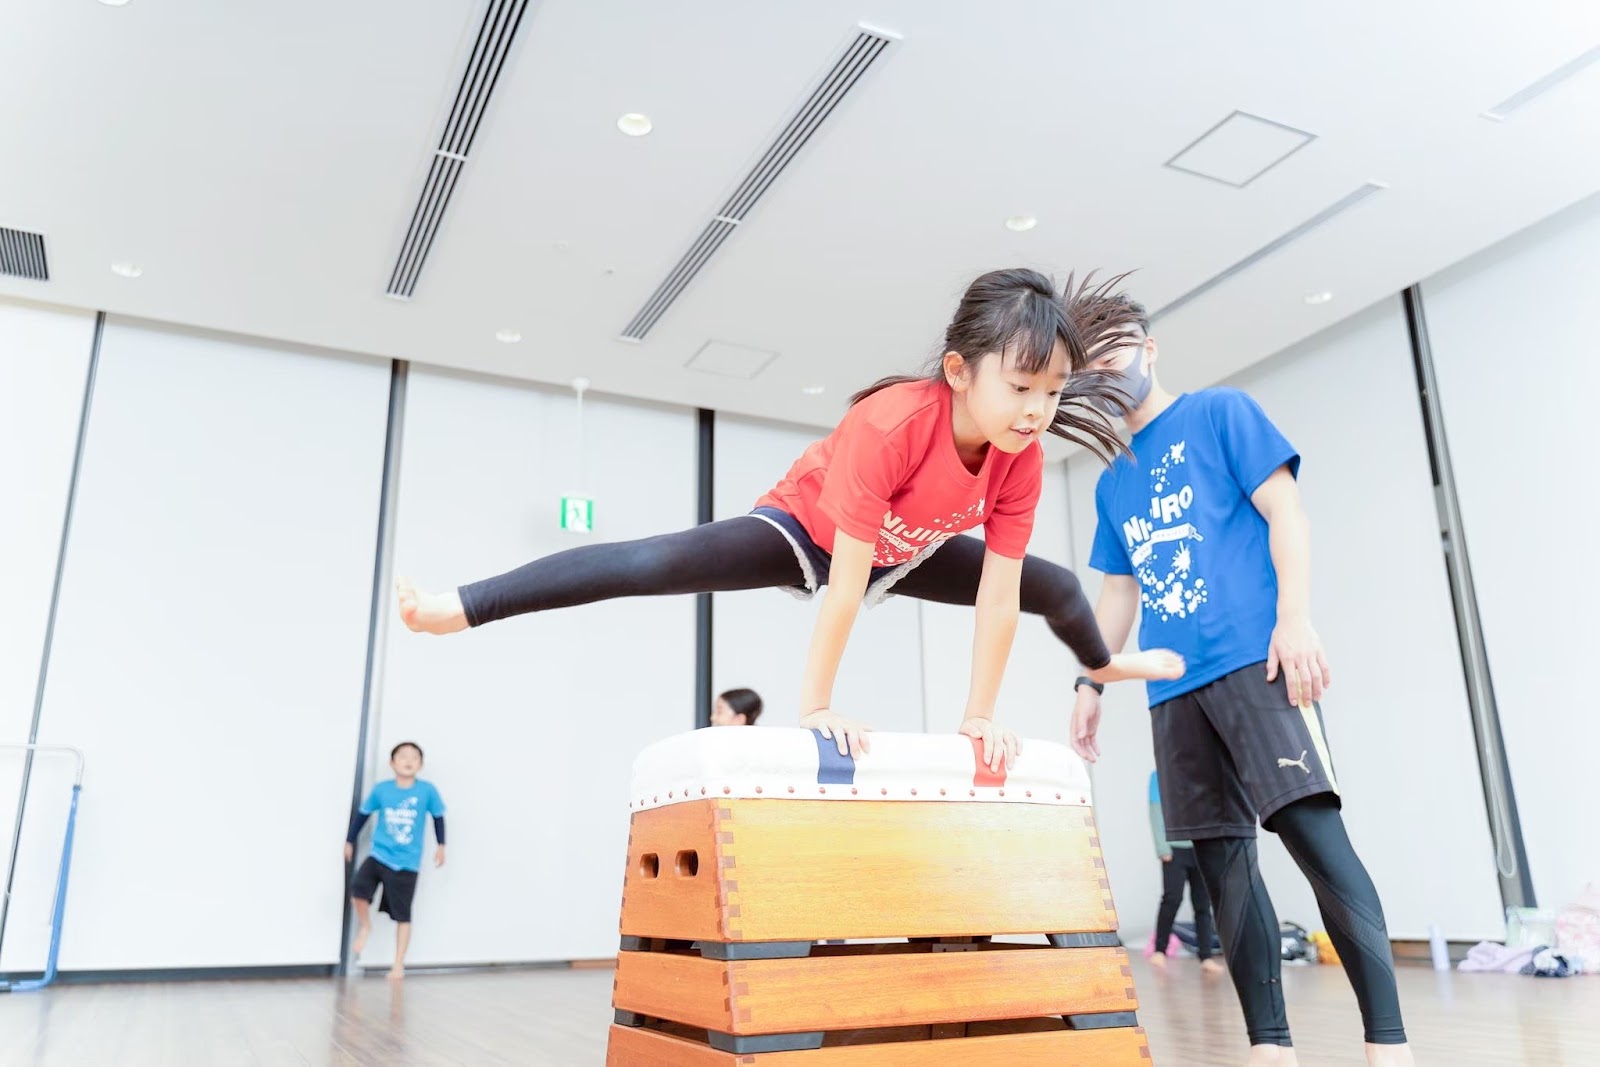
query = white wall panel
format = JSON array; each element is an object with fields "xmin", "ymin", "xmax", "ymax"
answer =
[
  {"xmin": 1423, "ymin": 192, "xmax": 1600, "ymax": 911},
  {"xmin": 370, "ymin": 368, "xmax": 697, "ymax": 966},
  {"xmin": 9, "ymin": 320, "xmax": 389, "ymax": 971}
]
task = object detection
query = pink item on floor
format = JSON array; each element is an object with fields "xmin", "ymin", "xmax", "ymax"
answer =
[
  {"xmin": 1144, "ymin": 931, "xmax": 1183, "ymax": 958},
  {"xmin": 1457, "ymin": 941, "xmax": 1539, "ymax": 973}
]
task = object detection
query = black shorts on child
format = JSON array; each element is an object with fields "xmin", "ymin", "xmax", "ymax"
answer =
[{"xmin": 351, "ymin": 856, "xmax": 420, "ymax": 922}]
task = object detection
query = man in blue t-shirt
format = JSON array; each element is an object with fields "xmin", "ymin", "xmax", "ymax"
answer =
[
  {"xmin": 1071, "ymin": 296, "xmax": 1412, "ymax": 1067},
  {"xmin": 344, "ymin": 741, "xmax": 447, "ymax": 980}
]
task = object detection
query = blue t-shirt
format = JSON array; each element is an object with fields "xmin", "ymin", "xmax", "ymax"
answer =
[
  {"xmin": 1090, "ymin": 389, "xmax": 1299, "ymax": 706},
  {"xmin": 361, "ymin": 779, "xmax": 446, "ymax": 872}
]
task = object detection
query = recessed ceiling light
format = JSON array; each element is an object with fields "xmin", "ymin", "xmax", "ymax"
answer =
[
  {"xmin": 1303, "ymin": 291, "xmax": 1333, "ymax": 305},
  {"xmin": 495, "ymin": 328, "xmax": 522, "ymax": 343},
  {"xmin": 1004, "ymin": 215, "xmax": 1037, "ymax": 232},
  {"xmin": 110, "ymin": 262, "xmax": 142, "ymax": 278},
  {"xmin": 616, "ymin": 113, "xmax": 653, "ymax": 137},
  {"xmin": 98, "ymin": 0, "xmax": 131, "ymax": 6},
  {"xmin": 801, "ymin": 385, "xmax": 826, "ymax": 395}
]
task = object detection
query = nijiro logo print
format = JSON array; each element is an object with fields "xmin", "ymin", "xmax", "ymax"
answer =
[
  {"xmin": 384, "ymin": 797, "xmax": 420, "ymax": 845},
  {"xmin": 1120, "ymin": 440, "xmax": 1209, "ymax": 622},
  {"xmin": 874, "ymin": 498, "xmax": 982, "ymax": 565}
]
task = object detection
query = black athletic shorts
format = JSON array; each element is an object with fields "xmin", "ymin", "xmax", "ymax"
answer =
[
  {"xmin": 351, "ymin": 856, "xmax": 419, "ymax": 922},
  {"xmin": 1152, "ymin": 660, "xmax": 1340, "ymax": 839}
]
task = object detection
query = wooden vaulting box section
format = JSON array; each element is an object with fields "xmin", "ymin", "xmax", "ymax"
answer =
[{"xmin": 606, "ymin": 730, "xmax": 1149, "ymax": 1066}]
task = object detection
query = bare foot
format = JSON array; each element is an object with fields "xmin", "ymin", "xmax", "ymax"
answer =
[
  {"xmin": 1201, "ymin": 957, "xmax": 1226, "ymax": 976},
  {"xmin": 353, "ymin": 921, "xmax": 370, "ymax": 956},
  {"xmin": 396, "ymin": 578, "xmax": 468, "ymax": 635},
  {"xmin": 1149, "ymin": 952, "xmax": 1168, "ymax": 971},
  {"xmin": 387, "ymin": 965, "xmax": 405, "ymax": 981},
  {"xmin": 1090, "ymin": 649, "xmax": 1186, "ymax": 684},
  {"xmin": 1246, "ymin": 1046, "xmax": 1299, "ymax": 1067},
  {"xmin": 1366, "ymin": 1044, "xmax": 1414, "ymax": 1067}
]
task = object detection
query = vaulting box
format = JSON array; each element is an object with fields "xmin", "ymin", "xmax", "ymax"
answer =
[{"xmin": 606, "ymin": 728, "xmax": 1149, "ymax": 1065}]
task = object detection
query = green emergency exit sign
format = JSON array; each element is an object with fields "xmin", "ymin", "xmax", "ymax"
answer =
[{"xmin": 560, "ymin": 495, "xmax": 594, "ymax": 533}]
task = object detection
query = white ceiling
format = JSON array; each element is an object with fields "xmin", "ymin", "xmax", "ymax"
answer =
[{"xmin": 2, "ymin": 0, "xmax": 1597, "ymax": 432}]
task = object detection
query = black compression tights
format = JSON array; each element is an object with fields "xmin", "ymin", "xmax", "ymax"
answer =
[
  {"xmin": 456, "ymin": 516, "xmax": 1111, "ymax": 668},
  {"xmin": 1193, "ymin": 796, "xmax": 1406, "ymax": 1047}
]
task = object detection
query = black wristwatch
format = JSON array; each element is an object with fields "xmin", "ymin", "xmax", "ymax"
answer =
[{"xmin": 1075, "ymin": 676, "xmax": 1105, "ymax": 695}]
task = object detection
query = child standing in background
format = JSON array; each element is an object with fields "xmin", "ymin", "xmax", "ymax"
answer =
[
  {"xmin": 345, "ymin": 741, "xmax": 447, "ymax": 980},
  {"xmin": 1150, "ymin": 769, "xmax": 1222, "ymax": 974}
]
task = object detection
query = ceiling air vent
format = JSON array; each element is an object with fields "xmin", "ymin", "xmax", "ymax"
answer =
[
  {"xmin": 620, "ymin": 25, "xmax": 897, "ymax": 341},
  {"xmin": 1482, "ymin": 45, "xmax": 1600, "ymax": 121},
  {"xmin": 0, "ymin": 227, "xmax": 48, "ymax": 281},
  {"xmin": 1152, "ymin": 182, "xmax": 1386, "ymax": 322},
  {"xmin": 385, "ymin": 0, "xmax": 535, "ymax": 299}
]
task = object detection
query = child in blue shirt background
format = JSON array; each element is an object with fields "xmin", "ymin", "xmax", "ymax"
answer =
[{"xmin": 345, "ymin": 741, "xmax": 446, "ymax": 980}]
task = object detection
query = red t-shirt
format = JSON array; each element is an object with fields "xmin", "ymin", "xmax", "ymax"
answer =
[{"xmin": 755, "ymin": 380, "xmax": 1043, "ymax": 567}]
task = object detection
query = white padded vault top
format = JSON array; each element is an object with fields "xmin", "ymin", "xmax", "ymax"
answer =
[{"xmin": 628, "ymin": 728, "xmax": 1093, "ymax": 812}]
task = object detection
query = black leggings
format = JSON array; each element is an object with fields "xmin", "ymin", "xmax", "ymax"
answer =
[
  {"xmin": 1193, "ymin": 795, "xmax": 1406, "ymax": 1048},
  {"xmin": 1154, "ymin": 849, "xmax": 1216, "ymax": 960},
  {"xmin": 457, "ymin": 516, "xmax": 1112, "ymax": 669}
]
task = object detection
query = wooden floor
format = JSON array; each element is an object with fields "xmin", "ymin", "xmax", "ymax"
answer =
[{"xmin": 0, "ymin": 954, "xmax": 1593, "ymax": 1066}]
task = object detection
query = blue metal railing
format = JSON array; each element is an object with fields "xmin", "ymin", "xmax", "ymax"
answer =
[{"xmin": 1, "ymin": 744, "xmax": 85, "ymax": 993}]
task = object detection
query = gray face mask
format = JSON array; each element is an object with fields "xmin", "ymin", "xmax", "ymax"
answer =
[{"xmin": 1093, "ymin": 344, "xmax": 1153, "ymax": 417}]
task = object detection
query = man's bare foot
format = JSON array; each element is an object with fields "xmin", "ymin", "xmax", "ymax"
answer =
[
  {"xmin": 396, "ymin": 578, "xmax": 468, "ymax": 635},
  {"xmin": 387, "ymin": 965, "xmax": 405, "ymax": 981},
  {"xmin": 1366, "ymin": 1044, "xmax": 1414, "ymax": 1067},
  {"xmin": 1091, "ymin": 649, "xmax": 1186, "ymax": 684},
  {"xmin": 352, "ymin": 921, "xmax": 370, "ymax": 956},
  {"xmin": 1246, "ymin": 1045, "xmax": 1299, "ymax": 1067},
  {"xmin": 1201, "ymin": 957, "xmax": 1226, "ymax": 976},
  {"xmin": 1148, "ymin": 952, "xmax": 1168, "ymax": 970}
]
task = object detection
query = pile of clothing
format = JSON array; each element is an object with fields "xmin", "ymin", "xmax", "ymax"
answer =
[{"xmin": 1458, "ymin": 882, "xmax": 1599, "ymax": 978}]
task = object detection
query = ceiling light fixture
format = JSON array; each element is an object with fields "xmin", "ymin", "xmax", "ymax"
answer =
[
  {"xmin": 1004, "ymin": 215, "xmax": 1037, "ymax": 232},
  {"xmin": 1303, "ymin": 291, "xmax": 1333, "ymax": 305},
  {"xmin": 616, "ymin": 113, "xmax": 653, "ymax": 137},
  {"xmin": 495, "ymin": 329, "xmax": 522, "ymax": 343},
  {"xmin": 110, "ymin": 262, "xmax": 143, "ymax": 278},
  {"xmin": 801, "ymin": 385, "xmax": 825, "ymax": 395}
]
